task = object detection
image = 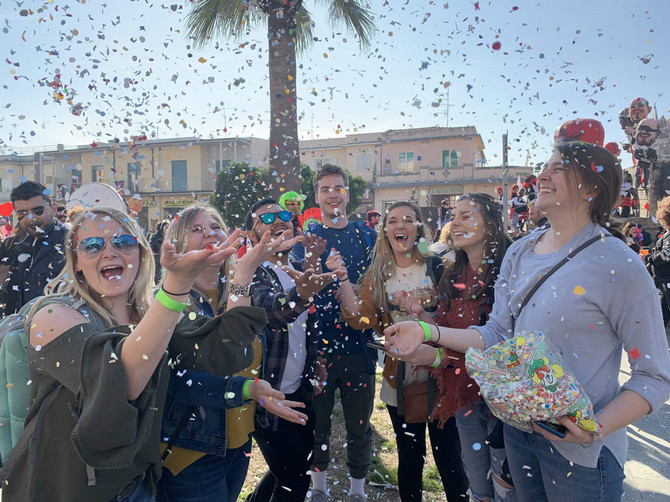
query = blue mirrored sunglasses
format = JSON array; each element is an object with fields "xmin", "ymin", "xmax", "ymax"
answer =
[
  {"xmin": 258, "ymin": 211, "xmax": 292, "ymax": 224},
  {"xmin": 77, "ymin": 234, "xmax": 139, "ymax": 258}
]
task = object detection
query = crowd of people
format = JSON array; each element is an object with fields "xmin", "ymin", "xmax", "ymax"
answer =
[{"xmin": 0, "ymin": 135, "xmax": 668, "ymax": 502}]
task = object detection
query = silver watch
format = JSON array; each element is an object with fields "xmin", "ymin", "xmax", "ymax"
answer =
[{"xmin": 229, "ymin": 282, "xmax": 253, "ymax": 297}]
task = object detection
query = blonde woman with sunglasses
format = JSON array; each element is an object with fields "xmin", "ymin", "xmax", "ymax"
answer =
[
  {"xmin": 157, "ymin": 205, "xmax": 309, "ymax": 502},
  {"xmin": 0, "ymin": 206, "xmax": 249, "ymax": 502}
]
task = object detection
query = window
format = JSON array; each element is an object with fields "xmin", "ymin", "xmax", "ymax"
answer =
[
  {"xmin": 398, "ymin": 152, "xmax": 415, "ymax": 173},
  {"xmin": 442, "ymin": 150, "xmax": 459, "ymax": 168},
  {"xmin": 91, "ymin": 165, "xmax": 103, "ymax": 183},
  {"xmin": 355, "ymin": 153, "xmax": 373, "ymax": 173},
  {"xmin": 172, "ymin": 160, "xmax": 188, "ymax": 192},
  {"xmin": 314, "ymin": 159, "xmax": 333, "ymax": 170},
  {"xmin": 215, "ymin": 159, "xmax": 231, "ymax": 174},
  {"xmin": 127, "ymin": 162, "xmax": 141, "ymax": 194},
  {"xmin": 71, "ymin": 168, "xmax": 82, "ymax": 193}
]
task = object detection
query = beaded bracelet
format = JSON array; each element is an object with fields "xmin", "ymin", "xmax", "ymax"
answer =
[
  {"xmin": 156, "ymin": 288, "xmax": 190, "ymax": 312},
  {"xmin": 418, "ymin": 321, "xmax": 432, "ymax": 342}
]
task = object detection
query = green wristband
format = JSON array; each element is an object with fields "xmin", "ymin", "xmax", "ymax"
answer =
[
  {"xmin": 430, "ymin": 348, "xmax": 444, "ymax": 368},
  {"xmin": 419, "ymin": 321, "xmax": 432, "ymax": 342},
  {"xmin": 242, "ymin": 379, "xmax": 252, "ymax": 400},
  {"xmin": 156, "ymin": 288, "xmax": 190, "ymax": 312}
]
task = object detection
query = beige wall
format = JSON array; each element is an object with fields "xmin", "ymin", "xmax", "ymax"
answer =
[
  {"xmin": 31, "ymin": 136, "xmax": 266, "ymax": 200},
  {"xmin": 301, "ymin": 127, "xmax": 486, "ymax": 185},
  {"xmin": 0, "ymin": 157, "xmax": 34, "ymax": 201}
]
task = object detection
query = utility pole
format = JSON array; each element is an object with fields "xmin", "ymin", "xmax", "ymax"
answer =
[{"xmin": 502, "ymin": 133, "xmax": 509, "ymax": 231}]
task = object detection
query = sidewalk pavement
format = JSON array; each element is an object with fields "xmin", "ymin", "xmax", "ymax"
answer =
[{"xmin": 620, "ymin": 351, "xmax": 670, "ymax": 501}]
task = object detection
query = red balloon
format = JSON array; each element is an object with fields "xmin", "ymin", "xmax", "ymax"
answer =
[{"xmin": 0, "ymin": 201, "xmax": 13, "ymax": 217}]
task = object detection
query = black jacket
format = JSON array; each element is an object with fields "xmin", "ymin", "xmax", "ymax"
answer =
[
  {"xmin": 650, "ymin": 231, "xmax": 670, "ymax": 285},
  {"xmin": 0, "ymin": 221, "xmax": 67, "ymax": 316}
]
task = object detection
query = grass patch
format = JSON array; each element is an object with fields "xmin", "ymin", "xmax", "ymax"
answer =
[
  {"xmin": 368, "ymin": 455, "xmax": 398, "ymax": 485},
  {"xmin": 422, "ymin": 465, "xmax": 443, "ymax": 493}
]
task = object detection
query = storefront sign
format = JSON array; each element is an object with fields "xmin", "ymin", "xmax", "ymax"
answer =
[
  {"xmin": 429, "ymin": 186, "xmax": 463, "ymax": 195},
  {"xmin": 163, "ymin": 199, "xmax": 199, "ymax": 208}
]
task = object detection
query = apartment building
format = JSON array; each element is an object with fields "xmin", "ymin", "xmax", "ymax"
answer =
[
  {"xmin": 2, "ymin": 126, "xmax": 534, "ymax": 233},
  {"xmin": 0, "ymin": 136, "xmax": 269, "ymax": 230},
  {"xmin": 300, "ymin": 126, "xmax": 532, "ymax": 224}
]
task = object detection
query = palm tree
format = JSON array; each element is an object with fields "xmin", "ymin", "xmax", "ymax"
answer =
[{"xmin": 185, "ymin": 0, "xmax": 376, "ymax": 199}]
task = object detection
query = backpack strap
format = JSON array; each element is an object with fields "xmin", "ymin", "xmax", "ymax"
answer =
[{"xmin": 352, "ymin": 221, "xmax": 374, "ymax": 254}]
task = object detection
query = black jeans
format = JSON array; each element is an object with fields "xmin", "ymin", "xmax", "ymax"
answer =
[
  {"xmin": 246, "ymin": 389, "xmax": 316, "ymax": 502},
  {"xmin": 387, "ymin": 405, "xmax": 469, "ymax": 502},
  {"xmin": 312, "ymin": 353, "xmax": 375, "ymax": 479}
]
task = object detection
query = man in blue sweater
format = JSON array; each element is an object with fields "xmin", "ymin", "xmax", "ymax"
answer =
[{"xmin": 299, "ymin": 165, "xmax": 377, "ymax": 502}]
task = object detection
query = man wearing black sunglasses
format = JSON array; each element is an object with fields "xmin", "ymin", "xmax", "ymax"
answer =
[{"xmin": 0, "ymin": 181, "xmax": 67, "ymax": 316}]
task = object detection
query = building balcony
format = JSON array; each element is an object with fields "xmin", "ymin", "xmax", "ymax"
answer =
[{"xmin": 371, "ymin": 164, "xmax": 532, "ymax": 189}]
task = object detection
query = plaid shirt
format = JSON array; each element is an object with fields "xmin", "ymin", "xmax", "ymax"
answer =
[{"xmin": 251, "ymin": 261, "xmax": 319, "ymax": 430}]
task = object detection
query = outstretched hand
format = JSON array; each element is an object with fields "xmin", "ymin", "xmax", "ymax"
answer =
[
  {"xmin": 284, "ymin": 267, "xmax": 336, "ymax": 302},
  {"xmin": 303, "ymin": 233, "xmax": 327, "ymax": 260},
  {"xmin": 249, "ymin": 379, "xmax": 308, "ymax": 426},
  {"xmin": 161, "ymin": 233, "xmax": 241, "ymax": 289},
  {"xmin": 239, "ymin": 229, "xmax": 301, "ymax": 272},
  {"xmin": 396, "ymin": 343, "xmax": 438, "ymax": 366},
  {"xmin": 393, "ymin": 290, "xmax": 425, "ymax": 315},
  {"xmin": 303, "ymin": 233, "xmax": 326, "ymax": 271},
  {"xmin": 384, "ymin": 321, "xmax": 426, "ymax": 357}
]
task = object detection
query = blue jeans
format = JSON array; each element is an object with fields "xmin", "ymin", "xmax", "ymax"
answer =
[
  {"xmin": 158, "ymin": 441, "xmax": 252, "ymax": 502},
  {"xmin": 504, "ymin": 425, "xmax": 624, "ymax": 502},
  {"xmin": 112, "ymin": 473, "xmax": 155, "ymax": 502},
  {"xmin": 456, "ymin": 402, "xmax": 515, "ymax": 502}
]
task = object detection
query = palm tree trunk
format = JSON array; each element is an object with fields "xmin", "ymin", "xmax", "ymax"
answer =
[{"xmin": 267, "ymin": 7, "xmax": 301, "ymax": 199}]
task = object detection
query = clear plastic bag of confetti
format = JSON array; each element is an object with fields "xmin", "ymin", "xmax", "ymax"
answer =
[{"xmin": 465, "ymin": 331, "xmax": 599, "ymax": 433}]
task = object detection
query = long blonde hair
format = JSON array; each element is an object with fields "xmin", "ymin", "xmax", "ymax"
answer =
[
  {"xmin": 162, "ymin": 205, "xmax": 232, "ymax": 312},
  {"xmin": 30, "ymin": 207, "xmax": 154, "ymax": 327},
  {"xmin": 363, "ymin": 201, "xmax": 433, "ymax": 312}
]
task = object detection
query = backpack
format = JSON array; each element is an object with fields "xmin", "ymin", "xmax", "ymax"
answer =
[
  {"xmin": 0, "ymin": 295, "xmax": 106, "ymax": 464},
  {"xmin": 351, "ymin": 220, "xmax": 375, "ymax": 255}
]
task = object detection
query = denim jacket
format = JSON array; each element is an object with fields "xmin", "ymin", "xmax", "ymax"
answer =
[
  {"xmin": 161, "ymin": 370, "xmax": 251, "ymax": 456},
  {"xmin": 160, "ymin": 289, "xmax": 259, "ymax": 457}
]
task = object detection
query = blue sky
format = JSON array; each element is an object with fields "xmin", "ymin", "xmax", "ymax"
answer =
[{"xmin": 1, "ymin": 0, "xmax": 668, "ymax": 167}]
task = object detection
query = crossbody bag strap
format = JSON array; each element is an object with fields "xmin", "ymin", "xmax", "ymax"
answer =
[
  {"xmin": 396, "ymin": 361, "xmax": 405, "ymax": 416},
  {"xmin": 515, "ymin": 235, "xmax": 605, "ymax": 327},
  {"xmin": 161, "ymin": 405, "xmax": 196, "ymax": 462}
]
